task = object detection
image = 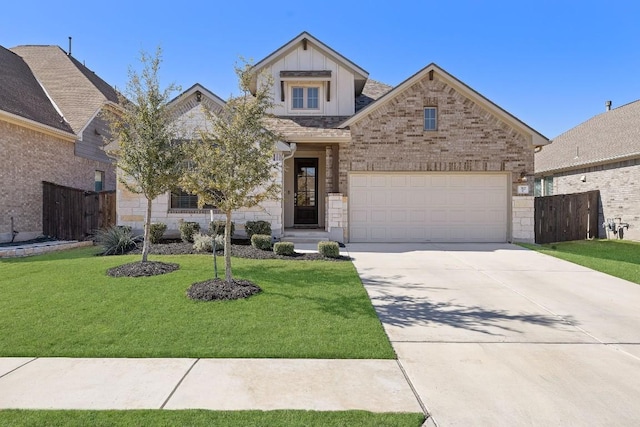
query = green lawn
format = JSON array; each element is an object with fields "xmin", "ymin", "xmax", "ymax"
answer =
[
  {"xmin": 520, "ymin": 240, "xmax": 640, "ymax": 284},
  {"xmin": 0, "ymin": 247, "xmax": 394, "ymax": 359},
  {"xmin": 0, "ymin": 410, "xmax": 425, "ymax": 427}
]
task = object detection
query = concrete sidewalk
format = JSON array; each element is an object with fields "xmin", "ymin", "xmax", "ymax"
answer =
[{"xmin": 0, "ymin": 357, "xmax": 422, "ymax": 412}]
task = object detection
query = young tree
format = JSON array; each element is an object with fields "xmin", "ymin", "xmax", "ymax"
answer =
[
  {"xmin": 108, "ymin": 47, "xmax": 183, "ymax": 262},
  {"xmin": 181, "ymin": 62, "xmax": 281, "ymax": 283}
]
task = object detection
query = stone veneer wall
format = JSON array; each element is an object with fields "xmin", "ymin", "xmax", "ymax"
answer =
[
  {"xmin": 341, "ymin": 73, "xmax": 535, "ymax": 242},
  {"xmin": 117, "ymin": 174, "xmax": 283, "ymax": 238},
  {"xmin": 0, "ymin": 120, "xmax": 116, "ymax": 242},
  {"xmin": 325, "ymin": 193, "xmax": 348, "ymax": 242},
  {"xmin": 512, "ymin": 196, "xmax": 534, "ymax": 242},
  {"xmin": 552, "ymin": 159, "xmax": 640, "ymax": 241}
]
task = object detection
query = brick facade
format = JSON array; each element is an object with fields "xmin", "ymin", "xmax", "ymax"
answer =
[
  {"xmin": 342, "ymin": 75, "xmax": 533, "ymax": 193},
  {"xmin": 552, "ymin": 159, "xmax": 640, "ymax": 241},
  {"xmin": 340, "ymin": 73, "xmax": 535, "ymax": 242},
  {"xmin": 0, "ymin": 120, "xmax": 116, "ymax": 242}
]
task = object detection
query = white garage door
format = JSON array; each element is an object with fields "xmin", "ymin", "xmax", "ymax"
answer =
[{"xmin": 349, "ymin": 173, "xmax": 509, "ymax": 243}]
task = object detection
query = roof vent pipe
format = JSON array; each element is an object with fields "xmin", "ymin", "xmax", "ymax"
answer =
[
  {"xmin": 605, "ymin": 100, "xmax": 612, "ymax": 111},
  {"xmin": 68, "ymin": 36, "xmax": 72, "ymax": 56}
]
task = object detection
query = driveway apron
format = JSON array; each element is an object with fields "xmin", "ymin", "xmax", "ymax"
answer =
[{"xmin": 349, "ymin": 243, "xmax": 640, "ymax": 426}]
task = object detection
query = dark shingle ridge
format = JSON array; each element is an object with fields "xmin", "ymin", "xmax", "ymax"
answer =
[{"xmin": 0, "ymin": 45, "xmax": 73, "ymax": 133}]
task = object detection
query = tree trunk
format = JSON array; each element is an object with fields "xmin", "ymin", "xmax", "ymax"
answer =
[
  {"xmin": 210, "ymin": 209, "xmax": 218, "ymax": 279},
  {"xmin": 224, "ymin": 211, "xmax": 233, "ymax": 283},
  {"xmin": 141, "ymin": 198, "xmax": 152, "ymax": 263}
]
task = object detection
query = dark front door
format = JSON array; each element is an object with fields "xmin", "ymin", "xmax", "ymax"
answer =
[{"xmin": 294, "ymin": 158, "xmax": 318, "ymax": 225}]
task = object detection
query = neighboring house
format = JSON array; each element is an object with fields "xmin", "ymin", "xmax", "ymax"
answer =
[
  {"xmin": 535, "ymin": 100, "xmax": 640, "ymax": 241},
  {"xmin": 117, "ymin": 32, "xmax": 548, "ymax": 243},
  {"xmin": 0, "ymin": 45, "xmax": 118, "ymax": 243}
]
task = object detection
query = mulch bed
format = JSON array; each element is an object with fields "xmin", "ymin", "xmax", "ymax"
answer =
[
  {"xmin": 128, "ymin": 241, "xmax": 350, "ymax": 261},
  {"xmin": 107, "ymin": 261, "xmax": 180, "ymax": 277},
  {"xmin": 186, "ymin": 278, "xmax": 262, "ymax": 301}
]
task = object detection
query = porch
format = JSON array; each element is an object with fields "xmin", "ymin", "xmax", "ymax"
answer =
[{"xmin": 282, "ymin": 143, "xmax": 347, "ymax": 243}]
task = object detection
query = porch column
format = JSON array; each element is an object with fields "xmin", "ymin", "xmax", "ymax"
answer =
[
  {"xmin": 326, "ymin": 193, "xmax": 347, "ymax": 243},
  {"xmin": 325, "ymin": 145, "xmax": 334, "ymax": 193}
]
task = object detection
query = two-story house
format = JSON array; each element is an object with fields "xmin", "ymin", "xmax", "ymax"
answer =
[
  {"xmin": 0, "ymin": 45, "xmax": 117, "ymax": 243},
  {"xmin": 117, "ymin": 32, "xmax": 548, "ymax": 243}
]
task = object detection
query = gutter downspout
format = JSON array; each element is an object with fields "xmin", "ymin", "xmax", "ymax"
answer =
[{"xmin": 280, "ymin": 142, "xmax": 297, "ymax": 239}]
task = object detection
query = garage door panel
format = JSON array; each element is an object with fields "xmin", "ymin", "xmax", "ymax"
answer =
[
  {"xmin": 370, "ymin": 209, "xmax": 387, "ymax": 222},
  {"xmin": 448, "ymin": 209, "xmax": 468, "ymax": 223},
  {"xmin": 351, "ymin": 209, "xmax": 369, "ymax": 222},
  {"xmin": 391, "ymin": 191, "xmax": 407, "ymax": 205},
  {"xmin": 370, "ymin": 176, "xmax": 387, "ymax": 187},
  {"xmin": 409, "ymin": 210, "xmax": 426, "ymax": 223},
  {"xmin": 391, "ymin": 176, "xmax": 408, "ymax": 187},
  {"xmin": 390, "ymin": 210, "xmax": 407, "ymax": 222},
  {"xmin": 349, "ymin": 173, "xmax": 509, "ymax": 243}
]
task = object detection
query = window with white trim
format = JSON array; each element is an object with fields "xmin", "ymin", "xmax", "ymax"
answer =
[
  {"xmin": 424, "ymin": 107, "xmax": 437, "ymax": 131},
  {"xmin": 534, "ymin": 176, "xmax": 554, "ymax": 196},
  {"xmin": 290, "ymin": 85, "xmax": 321, "ymax": 111}
]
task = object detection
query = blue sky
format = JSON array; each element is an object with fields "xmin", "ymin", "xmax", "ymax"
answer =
[{"xmin": 3, "ymin": 1, "xmax": 639, "ymax": 138}]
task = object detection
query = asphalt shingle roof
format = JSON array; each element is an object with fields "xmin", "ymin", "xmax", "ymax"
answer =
[
  {"xmin": 536, "ymin": 100, "xmax": 640, "ymax": 173},
  {"xmin": 0, "ymin": 45, "xmax": 73, "ymax": 133},
  {"xmin": 10, "ymin": 45, "xmax": 118, "ymax": 134},
  {"xmin": 355, "ymin": 79, "xmax": 393, "ymax": 113}
]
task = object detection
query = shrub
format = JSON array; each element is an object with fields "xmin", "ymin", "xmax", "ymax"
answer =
[
  {"xmin": 251, "ymin": 234, "xmax": 272, "ymax": 250},
  {"xmin": 318, "ymin": 241, "xmax": 340, "ymax": 258},
  {"xmin": 210, "ymin": 220, "xmax": 235, "ymax": 237},
  {"xmin": 148, "ymin": 223, "xmax": 167, "ymax": 244},
  {"xmin": 273, "ymin": 241, "xmax": 295, "ymax": 256},
  {"xmin": 95, "ymin": 226, "xmax": 141, "ymax": 255},
  {"xmin": 245, "ymin": 220, "xmax": 271, "ymax": 238},
  {"xmin": 116, "ymin": 225, "xmax": 132, "ymax": 234},
  {"xmin": 192, "ymin": 233, "xmax": 224, "ymax": 253},
  {"xmin": 179, "ymin": 221, "xmax": 200, "ymax": 243}
]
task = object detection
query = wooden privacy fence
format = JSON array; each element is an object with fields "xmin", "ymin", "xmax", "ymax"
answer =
[
  {"xmin": 42, "ymin": 181, "xmax": 116, "ymax": 241},
  {"xmin": 535, "ymin": 190, "xmax": 599, "ymax": 244}
]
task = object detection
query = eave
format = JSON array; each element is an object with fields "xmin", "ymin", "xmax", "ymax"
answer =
[{"xmin": 0, "ymin": 109, "xmax": 76, "ymax": 142}]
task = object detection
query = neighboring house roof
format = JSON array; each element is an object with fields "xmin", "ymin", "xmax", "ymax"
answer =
[
  {"xmin": 168, "ymin": 83, "xmax": 226, "ymax": 111},
  {"xmin": 265, "ymin": 79, "xmax": 391, "ymax": 142},
  {"xmin": 536, "ymin": 100, "xmax": 640, "ymax": 173},
  {"xmin": 0, "ymin": 45, "xmax": 73, "ymax": 134},
  {"xmin": 340, "ymin": 63, "xmax": 549, "ymax": 148},
  {"xmin": 250, "ymin": 31, "xmax": 369, "ymax": 97},
  {"xmin": 10, "ymin": 45, "xmax": 118, "ymax": 134}
]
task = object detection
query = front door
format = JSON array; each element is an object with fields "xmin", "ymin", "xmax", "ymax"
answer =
[{"xmin": 294, "ymin": 158, "xmax": 318, "ymax": 225}]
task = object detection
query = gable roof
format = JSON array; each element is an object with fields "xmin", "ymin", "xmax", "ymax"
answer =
[
  {"xmin": 10, "ymin": 45, "xmax": 118, "ymax": 134},
  {"xmin": 0, "ymin": 45, "xmax": 74, "ymax": 135},
  {"xmin": 168, "ymin": 83, "xmax": 226, "ymax": 113},
  {"xmin": 536, "ymin": 100, "xmax": 640, "ymax": 173},
  {"xmin": 339, "ymin": 63, "xmax": 549, "ymax": 147},
  {"xmin": 250, "ymin": 31, "xmax": 369, "ymax": 96}
]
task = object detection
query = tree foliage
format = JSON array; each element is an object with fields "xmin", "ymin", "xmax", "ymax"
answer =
[
  {"xmin": 181, "ymin": 61, "xmax": 281, "ymax": 282},
  {"xmin": 107, "ymin": 47, "xmax": 183, "ymax": 262}
]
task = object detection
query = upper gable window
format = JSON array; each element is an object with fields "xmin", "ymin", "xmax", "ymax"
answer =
[
  {"xmin": 424, "ymin": 107, "xmax": 437, "ymax": 131},
  {"xmin": 291, "ymin": 86, "xmax": 320, "ymax": 110}
]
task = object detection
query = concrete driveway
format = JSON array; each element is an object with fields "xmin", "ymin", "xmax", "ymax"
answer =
[{"xmin": 348, "ymin": 243, "xmax": 640, "ymax": 426}]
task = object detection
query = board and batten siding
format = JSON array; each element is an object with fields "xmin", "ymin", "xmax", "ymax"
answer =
[{"xmin": 260, "ymin": 44, "xmax": 356, "ymax": 116}]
